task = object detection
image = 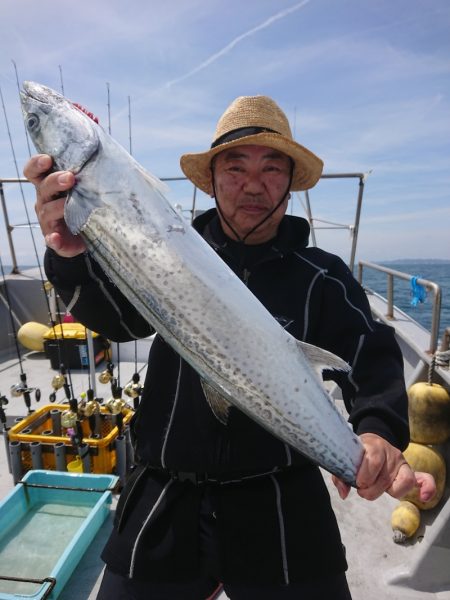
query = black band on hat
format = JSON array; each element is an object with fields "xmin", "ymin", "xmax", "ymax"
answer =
[{"xmin": 211, "ymin": 126, "xmax": 279, "ymax": 149}]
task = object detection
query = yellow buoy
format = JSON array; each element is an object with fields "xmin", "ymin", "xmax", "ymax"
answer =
[
  {"xmin": 17, "ymin": 321, "xmax": 49, "ymax": 352},
  {"xmin": 391, "ymin": 500, "xmax": 421, "ymax": 543},
  {"xmin": 408, "ymin": 382, "xmax": 450, "ymax": 444},
  {"xmin": 402, "ymin": 442, "xmax": 446, "ymax": 510}
]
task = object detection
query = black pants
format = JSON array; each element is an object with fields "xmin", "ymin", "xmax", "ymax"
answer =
[
  {"xmin": 97, "ymin": 486, "xmax": 352, "ymax": 599},
  {"xmin": 97, "ymin": 567, "xmax": 353, "ymax": 599}
]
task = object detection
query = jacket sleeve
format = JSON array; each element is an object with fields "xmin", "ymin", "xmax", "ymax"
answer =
[
  {"xmin": 44, "ymin": 248, "xmax": 154, "ymax": 342},
  {"xmin": 310, "ymin": 255, "xmax": 409, "ymax": 451}
]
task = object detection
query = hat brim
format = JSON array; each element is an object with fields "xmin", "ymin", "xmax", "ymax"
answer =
[{"xmin": 180, "ymin": 132, "xmax": 323, "ymax": 195}]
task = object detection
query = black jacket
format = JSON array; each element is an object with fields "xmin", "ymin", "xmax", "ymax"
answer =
[{"xmin": 44, "ymin": 210, "xmax": 409, "ymax": 583}]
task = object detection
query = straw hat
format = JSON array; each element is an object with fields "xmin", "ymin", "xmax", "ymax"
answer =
[{"xmin": 180, "ymin": 95, "xmax": 323, "ymax": 195}]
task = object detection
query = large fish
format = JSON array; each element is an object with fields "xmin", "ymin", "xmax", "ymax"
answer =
[{"xmin": 21, "ymin": 81, "xmax": 364, "ymax": 484}]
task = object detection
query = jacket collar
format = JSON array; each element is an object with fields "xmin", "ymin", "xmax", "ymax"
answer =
[{"xmin": 193, "ymin": 208, "xmax": 311, "ymax": 256}]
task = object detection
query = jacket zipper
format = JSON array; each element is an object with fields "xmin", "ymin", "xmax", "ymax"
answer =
[{"xmin": 242, "ymin": 268, "xmax": 251, "ymax": 286}]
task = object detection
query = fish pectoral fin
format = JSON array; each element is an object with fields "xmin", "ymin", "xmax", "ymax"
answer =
[
  {"xmin": 296, "ymin": 340, "xmax": 351, "ymax": 377},
  {"xmin": 65, "ymin": 187, "xmax": 99, "ymax": 235},
  {"xmin": 200, "ymin": 379, "xmax": 232, "ymax": 425}
]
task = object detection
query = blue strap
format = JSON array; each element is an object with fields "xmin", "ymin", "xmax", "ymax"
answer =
[{"xmin": 410, "ymin": 276, "xmax": 427, "ymax": 307}]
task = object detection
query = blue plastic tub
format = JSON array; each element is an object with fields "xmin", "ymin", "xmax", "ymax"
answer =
[{"xmin": 0, "ymin": 470, "xmax": 118, "ymax": 600}]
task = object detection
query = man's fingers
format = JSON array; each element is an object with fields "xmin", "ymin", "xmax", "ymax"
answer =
[
  {"xmin": 23, "ymin": 154, "xmax": 53, "ymax": 183},
  {"xmin": 386, "ymin": 462, "xmax": 418, "ymax": 499},
  {"xmin": 38, "ymin": 171, "xmax": 75, "ymax": 204},
  {"xmin": 331, "ymin": 475, "xmax": 351, "ymax": 500},
  {"xmin": 413, "ymin": 471, "xmax": 436, "ymax": 504}
]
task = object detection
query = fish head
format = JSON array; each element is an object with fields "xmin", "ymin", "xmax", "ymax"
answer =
[{"xmin": 20, "ymin": 81, "xmax": 99, "ymax": 173}]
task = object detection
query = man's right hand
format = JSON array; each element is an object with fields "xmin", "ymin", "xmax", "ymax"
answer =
[{"xmin": 24, "ymin": 154, "xmax": 87, "ymax": 258}]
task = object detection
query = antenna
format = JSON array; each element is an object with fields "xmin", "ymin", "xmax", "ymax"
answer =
[
  {"xmin": 106, "ymin": 82, "xmax": 111, "ymax": 134},
  {"xmin": 128, "ymin": 96, "xmax": 132, "ymax": 155}
]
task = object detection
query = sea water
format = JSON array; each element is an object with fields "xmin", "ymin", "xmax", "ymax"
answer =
[
  {"xmin": 359, "ymin": 260, "xmax": 450, "ymax": 342},
  {"xmin": 0, "ymin": 501, "xmax": 92, "ymax": 595}
]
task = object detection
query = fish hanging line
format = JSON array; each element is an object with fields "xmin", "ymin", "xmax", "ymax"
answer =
[
  {"xmin": 1, "ymin": 76, "xmax": 76, "ymax": 402},
  {"xmin": 410, "ymin": 276, "xmax": 427, "ymax": 307}
]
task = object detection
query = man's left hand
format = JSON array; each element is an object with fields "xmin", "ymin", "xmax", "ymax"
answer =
[{"xmin": 332, "ymin": 433, "xmax": 436, "ymax": 502}]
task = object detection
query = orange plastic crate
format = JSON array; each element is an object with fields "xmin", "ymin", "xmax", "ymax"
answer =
[{"xmin": 8, "ymin": 403, "xmax": 133, "ymax": 474}]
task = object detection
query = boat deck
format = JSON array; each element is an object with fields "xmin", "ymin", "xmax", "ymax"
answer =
[{"xmin": 0, "ymin": 269, "xmax": 449, "ymax": 599}]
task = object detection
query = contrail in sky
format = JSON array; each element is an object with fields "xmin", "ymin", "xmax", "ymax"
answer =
[{"xmin": 166, "ymin": 0, "xmax": 311, "ymax": 87}]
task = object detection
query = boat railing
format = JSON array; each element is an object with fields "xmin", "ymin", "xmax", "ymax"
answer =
[
  {"xmin": 0, "ymin": 176, "xmax": 198, "ymax": 275},
  {"xmin": 357, "ymin": 260, "xmax": 442, "ymax": 354}
]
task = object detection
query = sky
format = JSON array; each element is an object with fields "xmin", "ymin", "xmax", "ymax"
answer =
[{"xmin": 0, "ymin": 0, "xmax": 449, "ymax": 268}]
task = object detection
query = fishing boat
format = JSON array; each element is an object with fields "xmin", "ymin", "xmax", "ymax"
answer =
[{"xmin": 0, "ymin": 170, "xmax": 449, "ymax": 600}]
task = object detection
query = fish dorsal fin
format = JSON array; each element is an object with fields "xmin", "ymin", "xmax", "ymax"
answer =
[
  {"xmin": 296, "ymin": 340, "xmax": 350, "ymax": 378},
  {"xmin": 200, "ymin": 379, "xmax": 232, "ymax": 425}
]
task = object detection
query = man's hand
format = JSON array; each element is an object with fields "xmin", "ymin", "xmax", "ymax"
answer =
[
  {"xmin": 332, "ymin": 433, "xmax": 436, "ymax": 502},
  {"xmin": 24, "ymin": 154, "xmax": 86, "ymax": 258}
]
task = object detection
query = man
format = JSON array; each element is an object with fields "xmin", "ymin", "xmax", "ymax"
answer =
[{"xmin": 25, "ymin": 95, "xmax": 434, "ymax": 599}]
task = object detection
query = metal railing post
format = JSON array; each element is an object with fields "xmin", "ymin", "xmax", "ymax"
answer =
[{"xmin": 0, "ymin": 181, "xmax": 19, "ymax": 274}]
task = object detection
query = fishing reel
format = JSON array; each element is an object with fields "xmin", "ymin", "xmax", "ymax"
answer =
[
  {"xmin": 0, "ymin": 393, "xmax": 8, "ymax": 431},
  {"xmin": 61, "ymin": 398, "xmax": 80, "ymax": 428},
  {"xmin": 79, "ymin": 389, "xmax": 101, "ymax": 418},
  {"xmin": 105, "ymin": 395, "xmax": 127, "ymax": 415},
  {"xmin": 48, "ymin": 365, "xmax": 72, "ymax": 403},
  {"xmin": 99, "ymin": 362, "xmax": 115, "ymax": 385},
  {"xmin": 79, "ymin": 389, "xmax": 102, "ymax": 438},
  {"xmin": 124, "ymin": 373, "xmax": 142, "ymax": 410},
  {"xmin": 61, "ymin": 407, "xmax": 78, "ymax": 429},
  {"xmin": 10, "ymin": 382, "xmax": 41, "ymax": 403},
  {"xmin": 49, "ymin": 374, "xmax": 65, "ymax": 402}
]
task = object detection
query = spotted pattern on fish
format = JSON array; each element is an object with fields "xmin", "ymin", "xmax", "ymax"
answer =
[{"xmin": 21, "ymin": 81, "xmax": 364, "ymax": 484}]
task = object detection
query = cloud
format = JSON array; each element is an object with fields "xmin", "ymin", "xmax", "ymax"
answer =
[{"xmin": 164, "ymin": 0, "xmax": 312, "ymax": 88}]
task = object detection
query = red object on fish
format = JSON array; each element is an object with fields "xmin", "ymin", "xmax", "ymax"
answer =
[{"xmin": 72, "ymin": 102, "xmax": 99, "ymax": 124}]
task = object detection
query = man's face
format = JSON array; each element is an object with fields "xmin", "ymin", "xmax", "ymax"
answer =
[{"xmin": 212, "ymin": 144, "xmax": 292, "ymax": 245}]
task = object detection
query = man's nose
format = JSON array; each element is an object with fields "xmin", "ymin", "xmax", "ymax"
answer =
[{"xmin": 242, "ymin": 171, "xmax": 265, "ymax": 193}]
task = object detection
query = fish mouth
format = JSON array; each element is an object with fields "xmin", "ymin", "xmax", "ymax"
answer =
[{"xmin": 22, "ymin": 81, "xmax": 62, "ymax": 104}]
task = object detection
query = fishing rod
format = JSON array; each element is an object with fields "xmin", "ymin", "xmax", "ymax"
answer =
[
  {"xmin": 106, "ymin": 82, "xmax": 111, "ymax": 134},
  {"xmin": 0, "ymin": 249, "xmax": 40, "ymax": 413},
  {"xmin": 127, "ymin": 93, "xmax": 142, "ymax": 407},
  {"xmin": 11, "ymin": 60, "xmax": 31, "ymax": 157},
  {"xmin": 58, "ymin": 65, "xmax": 65, "ymax": 96},
  {"xmin": 2, "ymin": 71, "xmax": 84, "ymax": 410}
]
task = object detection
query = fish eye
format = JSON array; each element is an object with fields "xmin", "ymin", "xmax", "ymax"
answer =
[{"xmin": 27, "ymin": 114, "xmax": 40, "ymax": 132}]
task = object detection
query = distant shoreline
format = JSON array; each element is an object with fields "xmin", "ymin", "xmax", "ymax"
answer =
[{"xmin": 378, "ymin": 259, "xmax": 450, "ymax": 265}]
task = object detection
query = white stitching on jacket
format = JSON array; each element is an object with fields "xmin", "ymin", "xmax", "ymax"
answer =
[
  {"xmin": 348, "ymin": 334, "xmax": 365, "ymax": 398},
  {"xmin": 129, "ymin": 479, "xmax": 174, "ymax": 578},
  {"xmin": 64, "ymin": 285, "xmax": 81, "ymax": 314},
  {"xmin": 161, "ymin": 356, "xmax": 183, "ymax": 469},
  {"xmin": 270, "ymin": 474, "xmax": 290, "ymax": 585}
]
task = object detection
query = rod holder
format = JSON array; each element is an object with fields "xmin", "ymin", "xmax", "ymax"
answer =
[
  {"xmin": 30, "ymin": 441, "xmax": 43, "ymax": 470},
  {"xmin": 50, "ymin": 409, "xmax": 62, "ymax": 436},
  {"xmin": 54, "ymin": 442, "xmax": 66, "ymax": 471},
  {"xmin": 78, "ymin": 443, "xmax": 91, "ymax": 473},
  {"xmin": 9, "ymin": 441, "xmax": 23, "ymax": 484}
]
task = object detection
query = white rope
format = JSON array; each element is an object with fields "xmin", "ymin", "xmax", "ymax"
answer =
[{"xmin": 435, "ymin": 349, "xmax": 450, "ymax": 368}]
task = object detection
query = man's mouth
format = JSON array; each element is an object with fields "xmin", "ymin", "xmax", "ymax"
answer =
[{"xmin": 239, "ymin": 203, "xmax": 268, "ymax": 214}]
